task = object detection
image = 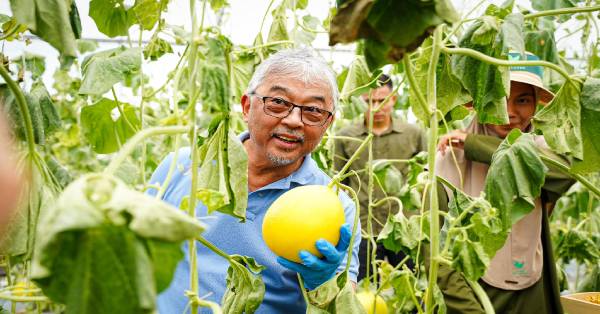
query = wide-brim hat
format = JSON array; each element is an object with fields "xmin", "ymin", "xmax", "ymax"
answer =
[{"xmin": 508, "ymin": 51, "xmax": 554, "ymax": 104}]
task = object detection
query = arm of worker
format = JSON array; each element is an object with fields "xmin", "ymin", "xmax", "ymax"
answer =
[{"xmin": 438, "ymin": 131, "xmax": 575, "ymax": 201}]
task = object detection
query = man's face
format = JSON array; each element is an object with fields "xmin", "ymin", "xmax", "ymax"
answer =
[
  {"xmin": 241, "ymin": 75, "xmax": 334, "ymax": 167},
  {"xmin": 362, "ymin": 85, "xmax": 396, "ymax": 124},
  {"xmin": 489, "ymin": 81, "xmax": 537, "ymax": 138}
]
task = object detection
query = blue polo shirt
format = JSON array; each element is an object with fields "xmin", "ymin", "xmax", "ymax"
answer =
[{"xmin": 147, "ymin": 133, "xmax": 361, "ymax": 314}]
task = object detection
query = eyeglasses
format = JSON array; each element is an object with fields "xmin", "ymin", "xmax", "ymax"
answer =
[{"xmin": 250, "ymin": 94, "xmax": 333, "ymax": 126}]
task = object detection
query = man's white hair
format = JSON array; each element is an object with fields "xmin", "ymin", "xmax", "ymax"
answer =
[{"xmin": 246, "ymin": 48, "xmax": 339, "ymax": 109}]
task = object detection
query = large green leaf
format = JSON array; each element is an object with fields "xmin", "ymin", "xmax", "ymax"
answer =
[
  {"xmin": 193, "ymin": 118, "xmax": 248, "ymax": 221},
  {"xmin": 31, "ymin": 173, "xmax": 205, "ymax": 314},
  {"xmin": 451, "ymin": 237, "xmax": 489, "ymax": 282},
  {"xmin": 571, "ymin": 76, "xmax": 600, "ymax": 172},
  {"xmin": 330, "ymin": 0, "xmax": 458, "ymax": 70},
  {"xmin": 80, "ymin": 98, "xmax": 140, "ymax": 154},
  {"xmin": 378, "ymin": 212, "xmax": 429, "ymax": 260},
  {"xmin": 267, "ymin": 5, "xmax": 290, "ymax": 43},
  {"xmin": 222, "ymin": 255, "xmax": 266, "ymax": 314},
  {"xmin": 131, "ymin": 0, "xmax": 168, "ymax": 31},
  {"xmin": 307, "ymin": 272, "xmax": 367, "ymax": 314},
  {"xmin": 89, "ymin": 0, "xmax": 132, "ymax": 37},
  {"xmin": 524, "ymin": 30, "xmax": 560, "ymax": 64},
  {"xmin": 143, "ymin": 35, "xmax": 173, "ymax": 60},
  {"xmin": 484, "ymin": 130, "xmax": 546, "ymax": 227},
  {"xmin": 410, "ymin": 38, "xmax": 471, "ymax": 124},
  {"xmin": 531, "ymin": 0, "xmax": 575, "ymax": 11},
  {"xmin": 532, "ymin": 79, "xmax": 583, "ymax": 159},
  {"xmin": 6, "ymin": 82, "xmax": 61, "ymax": 145},
  {"xmin": 451, "ymin": 16, "xmax": 510, "ymax": 125},
  {"xmin": 79, "ymin": 47, "xmax": 142, "ymax": 95},
  {"xmin": 340, "ymin": 56, "xmax": 372, "ymax": 101},
  {"xmin": 10, "ymin": 0, "xmax": 79, "ymax": 58},
  {"xmin": 500, "ymin": 13, "xmax": 525, "ymax": 55}
]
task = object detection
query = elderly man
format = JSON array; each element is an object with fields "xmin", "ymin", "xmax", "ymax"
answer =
[
  {"xmin": 149, "ymin": 49, "xmax": 360, "ymax": 313},
  {"xmin": 334, "ymin": 74, "xmax": 426, "ymax": 281}
]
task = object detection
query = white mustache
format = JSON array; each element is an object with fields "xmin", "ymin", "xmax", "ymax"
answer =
[{"xmin": 271, "ymin": 128, "xmax": 305, "ymax": 142}]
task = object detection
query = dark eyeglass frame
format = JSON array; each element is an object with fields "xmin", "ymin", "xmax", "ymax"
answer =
[{"xmin": 250, "ymin": 93, "xmax": 334, "ymax": 126}]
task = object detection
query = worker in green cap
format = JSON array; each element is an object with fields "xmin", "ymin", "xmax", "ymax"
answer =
[{"xmin": 434, "ymin": 52, "xmax": 574, "ymax": 314}]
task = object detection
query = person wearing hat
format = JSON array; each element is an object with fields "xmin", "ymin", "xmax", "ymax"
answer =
[{"xmin": 433, "ymin": 52, "xmax": 574, "ymax": 313}]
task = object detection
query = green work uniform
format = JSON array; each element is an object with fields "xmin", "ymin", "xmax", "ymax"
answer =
[
  {"xmin": 436, "ymin": 134, "xmax": 574, "ymax": 314},
  {"xmin": 333, "ymin": 117, "xmax": 427, "ymax": 235}
]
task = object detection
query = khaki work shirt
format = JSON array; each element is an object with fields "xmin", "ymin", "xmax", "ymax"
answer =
[{"xmin": 333, "ymin": 117, "xmax": 427, "ymax": 235}]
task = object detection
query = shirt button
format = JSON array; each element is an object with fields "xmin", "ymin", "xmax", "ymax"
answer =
[{"xmin": 258, "ymin": 192, "xmax": 264, "ymax": 197}]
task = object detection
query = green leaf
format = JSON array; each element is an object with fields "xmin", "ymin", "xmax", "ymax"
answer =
[
  {"xmin": 221, "ymin": 255, "xmax": 266, "ymax": 314},
  {"xmin": 373, "ymin": 160, "xmax": 404, "ymax": 197},
  {"xmin": 484, "ymin": 130, "xmax": 546, "ymax": 226},
  {"xmin": 340, "ymin": 56, "xmax": 372, "ymax": 100},
  {"xmin": 451, "ymin": 237, "xmax": 490, "ymax": 281},
  {"xmin": 571, "ymin": 107, "xmax": 600, "ymax": 174},
  {"xmin": 143, "ymin": 35, "xmax": 173, "ymax": 60},
  {"xmin": 532, "ymin": 79, "xmax": 583, "ymax": 159},
  {"xmin": 330, "ymin": 0, "xmax": 458, "ymax": 70},
  {"xmin": 0, "ymin": 17, "xmax": 28, "ymax": 41},
  {"xmin": 524, "ymin": 30, "xmax": 560, "ymax": 64},
  {"xmin": 531, "ymin": 0, "xmax": 574, "ymax": 12},
  {"xmin": 76, "ymin": 39, "xmax": 99, "ymax": 54},
  {"xmin": 230, "ymin": 53, "xmax": 255, "ymax": 103},
  {"xmin": 9, "ymin": 0, "xmax": 78, "ymax": 57},
  {"xmin": 209, "ymin": 0, "xmax": 229, "ymax": 11},
  {"xmin": 554, "ymin": 228, "xmax": 600, "ymax": 264},
  {"xmin": 581, "ymin": 77, "xmax": 600, "ymax": 111},
  {"xmin": 451, "ymin": 17, "xmax": 510, "ymax": 125},
  {"xmin": 13, "ymin": 53, "xmax": 46, "ymax": 79},
  {"xmin": 307, "ymin": 272, "xmax": 367, "ymax": 314},
  {"xmin": 483, "ymin": 0, "xmax": 514, "ymax": 19},
  {"xmin": 6, "ymin": 82, "xmax": 60, "ymax": 145},
  {"xmin": 388, "ymin": 270, "xmax": 418, "ymax": 312},
  {"xmin": 80, "ymin": 98, "xmax": 140, "ymax": 154},
  {"xmin": 89, "ymin": 0, "xmax": 133, "ymax": 37},
  {"xmin": 31, "ymin": 173, "xmax": 204, "ymax": 314},
  {"xmin": 500, "ymin": 13, "xmax": 525, "ymax": 55},
  {"xmin": 131, "ymin": 0, "xmax": 168, "ymax": 31},
  {"xmin": 200, "ymin": 63, "xmax": 230, "ymax": 112},
  {"xmin": 195, "ymin": 119, "xmax": 248, "ymax": 221},
  {"xmin": 79, "ymin": 47, "xmax": 142, "ymax": 95},
  {"xmin": 410, "ymin": 38, "xmax": 471, "ymax": 124},
  {"xmin": 377, "ymin": 212, "xmax": 429, "ymax": 260},
  {"xmin": 267, "ymin": 6, "xmax": 290, "ymax": 43}
]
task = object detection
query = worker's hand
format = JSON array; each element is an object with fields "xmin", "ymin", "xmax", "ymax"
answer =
[
  {"xmin": 437, "ymin": 130, "xmax": 468, "ymax": 155},
  {"xmin": 277, "ymin": 223, "xmax": 352, "ymax": 290}
]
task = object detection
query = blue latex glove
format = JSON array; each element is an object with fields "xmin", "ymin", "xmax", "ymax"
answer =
[{"xmin": 277, "ymin": 223, "xmax": 352, "ymax": 290}]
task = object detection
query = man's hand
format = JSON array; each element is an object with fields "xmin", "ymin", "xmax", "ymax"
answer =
[
  {"xmin": 437, "ymin": 130, "xmax": 468, "ymax": 155},
  {"xmin": 277, "ymin": 224, "xmax": 352, "ymax": 290}
]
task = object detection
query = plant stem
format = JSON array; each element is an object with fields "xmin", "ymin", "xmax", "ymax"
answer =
[
  {"xmin": 466, "ymin": 278, "xmax": 494, "ymax": 314},
  {"xmin": 539, "ymin": 155, "xmax": 600, "ymax": 198},
  {"xmin": 0, "ymin": 64, "xmax": 35, "ymax": 154},
  {"xmin": 195, "ymin": 235, "xmax": 232, "ymax": 261},
  {"xmin": 334, "ymin": 183, "xmax": 361, "ymax": 275},
  {"xmin": 441, "ymin": 47, "xmax": 573, "ymax": 83},
  {"xmin": 104, "ymin": 126, "xmax": 189, "ymax": 175},
  {"xmin": 403, "ymin": 55, "xmax": 431, "ymax": 118},
  {"xmin": 425, "ymin": 25, "xmax": 443, "ymax": 314},
  {"xmin": 328, "ymin": 134, "xmax": 373, "ymax": 188},
  {"xmin": 187, "ymin": 0, "xmax": 204, "ymax": 313},
  {"xmin": 524, "ymin": 5, "xmax": 600, "ymax": 19},
  {"xmin": 234, "ymin": 40, "xmax": 295, "ymax": 54},
  {"xmin": 111, "ymin": 87, "xmax": 138, "ymax": 132}
]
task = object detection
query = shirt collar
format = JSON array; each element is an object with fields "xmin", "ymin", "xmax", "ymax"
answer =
[{"xmin": 239, "ymin": 131, "xmax": 317, "ymax": 191}]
